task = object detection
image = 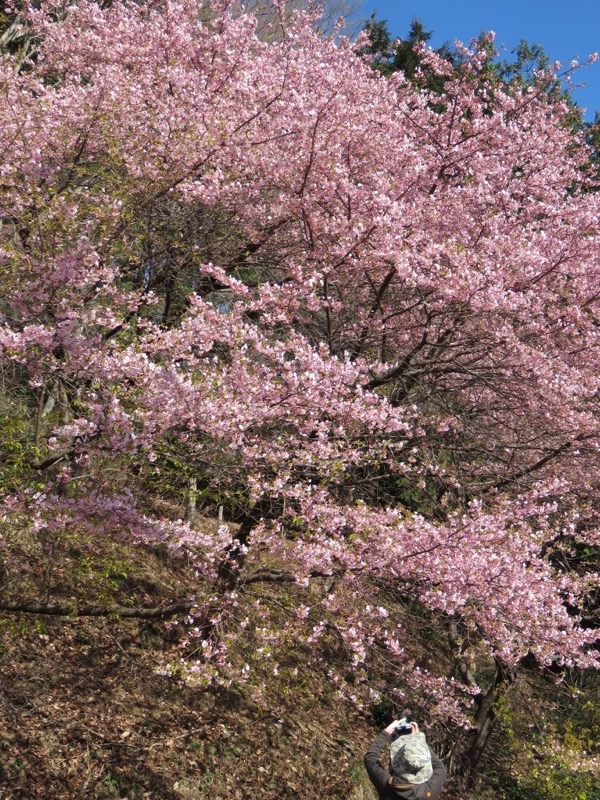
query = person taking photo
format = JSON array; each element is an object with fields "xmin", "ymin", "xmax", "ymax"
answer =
[{"xmin": 364, "ymin": 716, "xmax": 447, "ymax": 799}]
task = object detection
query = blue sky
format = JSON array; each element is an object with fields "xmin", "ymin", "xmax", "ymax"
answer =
[{"xmin": 357, "ymin": 0, "xmax": 600, "ymax": 121}]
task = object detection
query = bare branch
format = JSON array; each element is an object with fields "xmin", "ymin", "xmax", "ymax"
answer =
[{"xmin": 0, "ymin": 599, "xmax": 193, "ymax": 619}]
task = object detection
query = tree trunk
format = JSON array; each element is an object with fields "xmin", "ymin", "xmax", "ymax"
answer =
[
  {"xmin": 448, "ymin": 618, "xmax": 510, "ymax": 788},
  {"xmin": 465, "ymin": 682, "xmax": 499, "ymax": 785}
]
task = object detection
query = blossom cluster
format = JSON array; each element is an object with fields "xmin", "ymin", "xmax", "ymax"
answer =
[{"xmin": 0, "ymin": 0, "xmax": 599, "ymax": 714}]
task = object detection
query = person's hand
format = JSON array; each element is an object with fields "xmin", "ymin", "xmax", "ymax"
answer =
[{"xmin": 383, "ymin": 719, "xmax": 420, "ymax": 736}]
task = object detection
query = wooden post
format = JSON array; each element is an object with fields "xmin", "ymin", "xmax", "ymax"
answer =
[{"xmin": 187, "ymin": 477, "xmax": 197, "ymax": 526}]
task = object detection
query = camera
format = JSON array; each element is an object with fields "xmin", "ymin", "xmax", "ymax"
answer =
[{"xmin": 391, "ymin": 712, "xmax": 413, "ymax": 740}]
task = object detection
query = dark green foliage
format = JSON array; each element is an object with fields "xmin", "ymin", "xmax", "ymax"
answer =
[
  {"xmin": 360, "ymin": 15, "xmax": 590, "ymax": 124},
  {"xmin": 390, "ymin": 19, "xmax": 434, "ymax": 80},
  {"xmin": 362, "ymin": 14, "xmax": 443, "ymax": 81},
  {"xmin": 361, "ymin": 13, "xmax": 392, "ymax": 72},
  {"xmin": 584, "ymin": 112, "xmax": 600, "ymax": 189}
]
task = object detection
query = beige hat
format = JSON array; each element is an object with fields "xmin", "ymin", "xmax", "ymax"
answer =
[{"xmin": 390, "ymin": 732, "xmax": 433, "ymax": 784}]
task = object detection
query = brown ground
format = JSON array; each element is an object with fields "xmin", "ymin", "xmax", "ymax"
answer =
[{"xmin": 0, "ymin": 611, "xmax": 376, "ymax": 800}]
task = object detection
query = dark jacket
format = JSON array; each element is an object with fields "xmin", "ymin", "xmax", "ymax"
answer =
[{"xmin": 364, "ymin": 731, "xmax": 447, "ymax": 800}]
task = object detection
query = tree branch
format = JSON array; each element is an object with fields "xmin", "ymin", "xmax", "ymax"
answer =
[{"xmin": 0, "ymin": 599, "xmax": 193, "ymax": 619}]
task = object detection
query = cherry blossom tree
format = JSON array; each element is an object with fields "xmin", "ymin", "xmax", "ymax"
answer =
[{"xmin": 0, "ymin": 0, "xmax": 599, "ymax": 779}]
